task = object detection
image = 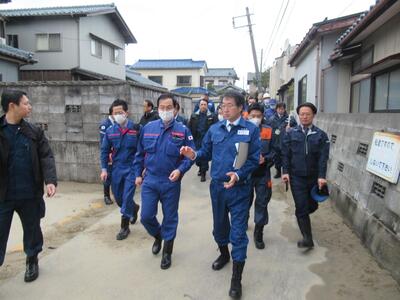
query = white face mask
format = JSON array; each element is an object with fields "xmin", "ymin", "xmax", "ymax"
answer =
[
  {"xmin": 249, "ymin": 117, "xmax": 262, "ymax": 127},
  {"xmin": 159, "ymin": 110, "xmax": 174, "ymax": 122},
  {"xmin": 218, "ymin": 114, "xmax": 224, "ymax": 121},
  {"xmin": 114, "ymin": 113, "xmax": 127, "ymax": 125}
]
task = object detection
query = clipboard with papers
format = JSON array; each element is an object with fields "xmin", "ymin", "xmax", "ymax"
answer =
[{"xmin": 233, "ymin": 142, "xmax": 249, "ymax": 169}]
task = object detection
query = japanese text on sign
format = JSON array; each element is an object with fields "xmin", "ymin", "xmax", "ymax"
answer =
[{"xmin": 366, "ymin": 132, "xmax": 400, "ymax": 184}]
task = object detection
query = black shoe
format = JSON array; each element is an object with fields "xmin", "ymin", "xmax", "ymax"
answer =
[
  {"xmin": 130, "ymin": 203, "xmax": 140, "ymax": 224},
  {"xmin": 200, "ymin": 172, "xmax": 206, "ymax": 182},
  {"xmin": 229, "ymin": 261, "xmax": 245, "ymax": 299},
  {"xmin": 273, "ymin": 169, "xmax": 281, "ymax": 179},
  {"xmin": 116, "ymin": 216, "xmax": 130, "ymax": 240},
  {"xmin": 254, "ymin": 224, "xmax": 265, "ymax": 249},
  {"xmin": 212, "ymin": 245, "xmax": 230, "ymax": 270},
  {"xmin": 152, "ymin": 233, "xmax": 162, "ymax": 255},
  {"xmin": 24, "ymin": 255, "xmax": 39, "ymax": 283},
  {"xmin": 104, "ymin": 186, "xmax": 113, "ymax": 205},
  {"xmin": 104, "ymin": 195, "xmax": 113, "ymax": 205},
  {"xmin": 160, "ymin": 240, "xmax": 174, "ymax": 270},
  {"xmin": 296, "ymin": 216, "xmax": 314, "ymax": 249}
]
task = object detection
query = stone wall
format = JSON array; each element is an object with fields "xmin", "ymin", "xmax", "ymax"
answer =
[
  {"xmin": 0, "ymin": 80, "xmax": 193, "ymax": 183},
  {"xmin": 316, "ymin": 113, "xmax": 400, "ymax": 284}
]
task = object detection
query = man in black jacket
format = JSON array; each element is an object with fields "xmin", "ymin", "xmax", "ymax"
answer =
[
  {"xmin": 0, "ymin": 89, "xmax": 57, "ymax": 283},
  {"xmin": 139, "ymin": 99, "xmax": 159, "ymax": 126},
  {"xmin": 282, "ymin": 102, "xmax": 329, "ymax": 249},
  {"xmin": 188, "ymin": 99, "xmax": 217, "ymax": 182}
]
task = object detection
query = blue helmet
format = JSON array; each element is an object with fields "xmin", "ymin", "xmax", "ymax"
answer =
[{"xmin": 311, "ymin": 184, "xmax": 330, "ymax": 202}]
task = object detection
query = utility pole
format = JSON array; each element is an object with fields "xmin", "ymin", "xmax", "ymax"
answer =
[{"xmin": 233, "ymin": 7, "xmax": 262, "ymax": 92}]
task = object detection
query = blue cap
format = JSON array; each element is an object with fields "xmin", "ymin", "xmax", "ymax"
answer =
[{"xmin": 311, "ymin": 185, "xmax": 330, "ymax": 202}]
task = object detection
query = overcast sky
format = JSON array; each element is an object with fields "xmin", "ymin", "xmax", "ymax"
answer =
[{"xmin": 2, "ymin": 0, "xmax": 374, "ymax": 87}]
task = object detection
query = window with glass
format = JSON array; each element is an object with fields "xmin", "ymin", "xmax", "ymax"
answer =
[
  {"xmin": 373, "ymin": 68, "xmax": 400, "ymax": 112},
  {"xmin": 177, "ymin": 76, "xmax": 192, "ymax": 86},
  {"xmin": 298, "ymin": 75, "xmax": 307, "ymax": 104},
  {"xmin": 36, "ymin": 33, "xmax": 61, "ymax": 51},
  {"xmin": 350, "ymin": 78, "xmax": 371, "ymax": 112},
  {"xmin": 148, "ymin": 76, "xmax": 163, "ymax": 85},
  {"xmin": 110, "ymin": 47, "xmax": 119, "ymax": 63},
  {"xmin": 90, "ymin": 39, "xmax": 102, "ymax": 57},
  {"xmin": 6, "ymin": 34, "xmax": 18, "ymax": 48}
]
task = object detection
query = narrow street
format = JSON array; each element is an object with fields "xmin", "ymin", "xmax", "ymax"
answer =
[{"xmin": 0, "ymin": 169, "xmax": 399, "ymax": 300}]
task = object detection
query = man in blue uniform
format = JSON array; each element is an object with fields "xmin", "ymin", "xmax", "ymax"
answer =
[
  {"xmin": 269, "ymin": 102, "xmax": 297, "ymax": 178},
  {"xmin": 0, "ymin": 89, "xmax": 57, "ymax": 283},
  {"xmin": 247, "ymin": 103, "xmax": 276, "ymax": 250},
  {"xmin": 181, "ymin": 91, "xmax": 260, "ymax": 299},
  {"xmin": 282, "ymin": 102, "xmax": 330, "ymax": 249},
  {"xmin": 188, "ymin": 98, "xmax": 218, "ymax": 182},
  {"xmin": 100, "ymin": 99, "xmax": 141, "ymax": 241},
  {"xmin": 99, "ymin": 105, "xmax": 115, "ymax": 205},
  {"xmin": 134, "ymin": 93, "xmax": 195, "ymax": 270}
]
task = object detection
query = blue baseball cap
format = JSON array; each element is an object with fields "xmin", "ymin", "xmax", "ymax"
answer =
[{"xmin": 311, "ymin": 184, "xmax": 330, "ymax": 202}]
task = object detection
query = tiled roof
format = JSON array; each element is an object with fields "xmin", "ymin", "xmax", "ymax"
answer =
[
  {"xmin": 170, "ymin": 87, "xmax": 217, "ymax": 96},
  {"xmin": 0, "ymin": 4, "xmax": 114, "ymax": 17},
  {"xmin": 0, "ymin": 43, "xmax": 36, "ymax": 64},
  {"xmin": 125, "ymin": 67, "xmax": 165, "ymax": 89},
  {"xmin": 205, "ymin": 68, "xmax": 238, "ymax": 79},
  {"xmin": 0, "ymin": 4, "xmax": 136, "ymax": 44},
  {"xmin": 335, "ymin": 0, "xmax": 396, "ymax": 47},
  {"xmin": 131, "ymin": 59, "xmax": 207, "ymax": 70},
  {"xmin": 288, "ymin": 12, "xmax": 362, "ymax": 66}
]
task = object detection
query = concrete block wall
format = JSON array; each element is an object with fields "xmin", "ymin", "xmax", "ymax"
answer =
[
  {"xmin": 316, "ymin": 113, "xmax": 400, "ymax": 284},
  {"xmin": 0, "ymin": 80, "xmax": 192, "ymax": 183}
]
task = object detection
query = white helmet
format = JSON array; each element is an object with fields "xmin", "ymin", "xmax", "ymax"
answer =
[{"xmin": 262, "ymin": 92, "xmax": 270, "ymax": 99}]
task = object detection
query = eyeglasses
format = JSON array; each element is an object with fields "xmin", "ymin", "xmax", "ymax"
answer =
[{"xmin": 220, "ymin": 104, "xmax": 237, "ymax": 110}]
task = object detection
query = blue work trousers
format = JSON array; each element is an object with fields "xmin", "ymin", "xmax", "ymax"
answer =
[
  {"xmin": 140, "ymin": 175, "xmax": 181, "ymax": 241},
  {"xmin": 249, "ymin": 172, "xmax": 272, "ymax": 226},
  {"xmin": 111, "ymin": 165, "xmax": 136, "ymax": 219},
  {"xmin": 290, "ymin": 175, "xmax": 319, "ymax": 218},
  {"xmin": 210, "ymin": 180, "xmax": 250, "ymax": 262}
]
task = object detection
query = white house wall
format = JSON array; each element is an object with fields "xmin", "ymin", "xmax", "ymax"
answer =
[
  {"xmin": 8, "ymin": 17, "xmax": 79, "ymax": 70},
  {"xmin": 321, "ymin": 34, "xmax": 341, "ymax": 112},
  {"xmin": 363, "ymin": 12, "xmax": 400, "ymax": 63},
  {"xmin": 135, "ymin": 68, "xmax": 205, "ymax": 91},
  {"xmin": 294, "ymin": 46, "xmax": 317, "ymax": 107},
  {"xmin": 79, "ymin": 14, "xmax": 126, "ymax": 80},
  {"xmin": 0, "ymin": 60, "xmax": 19, "ymax": 81}
]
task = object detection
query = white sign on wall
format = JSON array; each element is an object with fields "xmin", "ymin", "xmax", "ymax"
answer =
[{"xmin": 366, "ymin": 132, "xmax": 400, "ymax": 184}]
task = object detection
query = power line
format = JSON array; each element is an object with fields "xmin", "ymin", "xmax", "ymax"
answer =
[
  {"xmin": 262, "ymin": 1, "xmax": 285, "ymax": 59},
  {"xmin": 264, "ymin": 0, "xmax": 290, "ymax": 65}
]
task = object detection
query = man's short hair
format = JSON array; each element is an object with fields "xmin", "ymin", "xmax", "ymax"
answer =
[
  {"xmin": 276, "ymin": 102, "xmax": 286, "ymax": 109},
  {"xmin": 157, "ymin": 93, "xmax": 177, "ymax": 107},
  {"xmin": 222, "ymin": 91, "xmax": 245, "ymax": 108},
  {"xmin": 1, "ymin": 89, "xmax": 27, "ymax": 113},
  {"xmin": 199, "ymin": 99, "xmax": 208, "ymax": 106},
  {"xmin": 248, "ymin": 102, "xmax": 264, "ymax": 114},
  {"xmin": 144, "ymin": 99, "xmax": 154, "ymax": 109},
  {"xmin": 174, "ymin": 101, "xmax": 181, "ymax": 110},
  {"xmin": 110, "ymin": 98, "xmax": 128, "ymax": 112},
  {"xmin": 296, "ymin": 102, "xmax": 317, "ymax": 114}
]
